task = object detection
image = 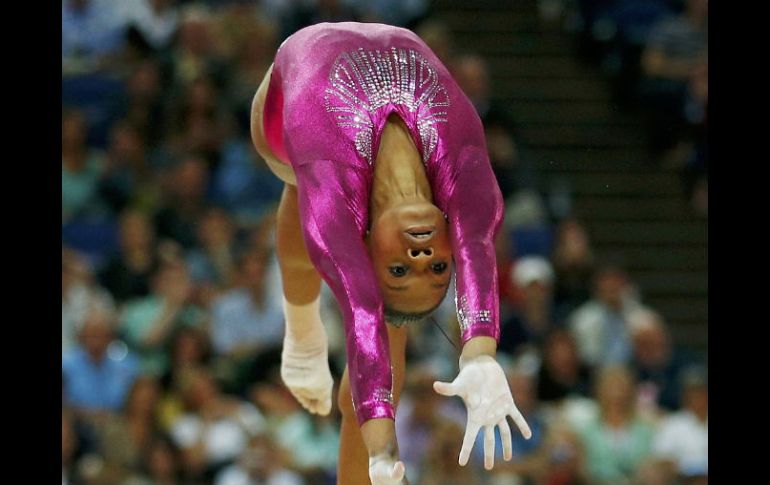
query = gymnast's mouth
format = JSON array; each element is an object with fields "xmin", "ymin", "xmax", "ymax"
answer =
[{"xmin": 405, "ymin": 226, "xmax": 435, "ymax": 240}]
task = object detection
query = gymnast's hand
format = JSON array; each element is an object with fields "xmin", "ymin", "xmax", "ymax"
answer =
[
  {"xmin": 369, "ymin": 454, "xmax": 407, "ymax": 485},
  {"xmin": 433, "ymin": 355, "xmax": 532, "ymax": 470}
]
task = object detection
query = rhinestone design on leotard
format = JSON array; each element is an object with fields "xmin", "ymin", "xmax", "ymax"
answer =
[
  {"xmin": 456, "ymin": 294, "xmax": 492, "ymax": 333},
  {"xmin": 324, "ymin": 47, "xmax": 451, "ymax": 164}
]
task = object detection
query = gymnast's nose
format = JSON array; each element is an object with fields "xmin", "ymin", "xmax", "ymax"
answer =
[{"xmin": 407, "ymin": 247, "xmax": 433, "ymax": 260}]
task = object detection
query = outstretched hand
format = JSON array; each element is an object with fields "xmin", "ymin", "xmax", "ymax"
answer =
[
  {"xmin": 369, "ymin": 455, "xmax": 407, "ymax": 485},
  {"xmin": 433, "ymin": 355, "xmax": 532, "ymax": 470}
]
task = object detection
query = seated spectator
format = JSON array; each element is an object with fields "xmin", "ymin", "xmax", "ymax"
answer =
[
  {"xmin": 650, "ymin": 366, "xmax": 708, "ymax": 480},
  {"xmin": 576, "ymin": 365, "xmax": 655, "ymax": 484},
  {"xmin": 153, "ymin": 155, "xmax": 212, "ymax": 249},
  {"xmin": 214, "ymin": 434, "xmax": 304, "ymax": 485},
  {"xmin": 62, "ymin": 0, "xmax": 129, "ymax": 73},
  {"xmin": 158, "ymin": 326, "xmax": 213, "ymax": 430},
  {"xmin": 551, "ymin": 218, "xmax": 595, "ymax": 320},
  {"xmin": 120, "ymin": 256, "xmax": 206, "ymax": 376},
  {"xmin": 537, "ymin": 328, "xmax": 592, "ymax": 403},
  {"xmin": 568, "ymin": 265, "xmax": 646, "ymax": 367},
  {"xmin": 123, "ymin": 59, "xmax": 167, "ymax": 149},
  {"xmin": 62, "ymin": 247, "xmax": 115, "ymax": 354},
  {"xmin": 248, "ymin": 356, "xmax": 339, "ymax": 483},
  {"xmin": 169, "ymin": 367, "xmax": 266, "ymax": 482},
  {"xmin": 451, "ymin": 53, "xmax": 535, "ymax": 198},
  {"xmin": 99, "ymin": 209, "xmax": 159, "ymax": 303},
  {"xmin": 628, "ymin": 308, "xmax": 697, "ymax": 413},
  {"xmin": 471, "ymin": 364, "xmax": 549, "ymax": 483},
  {"xmin": 350, "ymin": 0, "xmax": 429, "ymax": 28},
  {"xmin": 62, "ymin": 307, "xmax": 141, "ymax": 418},
  {"xmin": 163, "ymin": 6, "xmax": 227, "ymax": 90},
  {"xmin": 500, "ymin": 256, "xmax": 559, "ymax": 357},
  {"xmin": 97, "ymin": 376, "xmax": 163, "ymax": 475},
  {"xmin": 420, "ymin": 421, "xmax": 484, "ymax": 485},
  {"xmin": 395, "ymin": 364, "xmax": 465, "ymax": 484},
  {"xmin": 126, "ymin": 0, "xmax": 181, "ymax": 53},
  {"xmin": 130, "ymin": 434, "xmax": 184, "ymax": 485},
  {"xmin": 62, "ymin": 408, "xmax": 81, "ymax": 485},
  {"xmin": 534, "ymin": 422, "xmax": 589, "ymax": 485},
  {"xmin": 185, "ymin": 206, "xmax": 239, "ymax": 299},
  {"xmin": 62, "ymin": 108, "xmax": 109, "ymax": 223},
  {"xmin": 415, "ymin": 19, "xmax": 454, "ymax": 65},
  {"xmin": 640, "ymin": 0, "xmax": 708, "ymax": 156},
  {"xmin": 209, "ymin": 245, "xmax": 284, "ymax": 390},
  {"xmin": 99, "ymin": 120, "xmax": 159, "ymax": 215}
]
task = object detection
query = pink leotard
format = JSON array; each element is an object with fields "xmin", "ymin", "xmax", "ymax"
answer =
[{"xmin": 263, "ymin": 22, "xmax": 503, "ymax": 425}]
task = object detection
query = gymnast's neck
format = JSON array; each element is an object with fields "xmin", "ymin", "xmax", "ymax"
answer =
[{"xmin": 370, "ymin": 115, "xmax": 433, "ymax": 215}]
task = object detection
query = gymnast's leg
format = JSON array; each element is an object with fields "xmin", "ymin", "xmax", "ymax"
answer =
[
  {"xmin": 337, "ymin": 322, "xmax": 408, "ymax": 485},
  {"xmin": 276, "ymin": 183, "xmax": 333, "ymax": 414}
]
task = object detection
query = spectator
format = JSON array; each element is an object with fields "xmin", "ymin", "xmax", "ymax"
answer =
[
  {"xmin": 62, "ymin": 307, "xmax": 141, "ymax": 417},
  {"xmin": 62, "ymin": 0, "xmax": 129, "ymax": 73},
  {"xmin": 415, "ymin": 19, "xmax": 454, "ymax": 65},
  {"xmin": 576, "ymin": 365, "xmax": 655, "ymax": 484},
  {"xmin": 629, "ymin": 308, "xmax": 697, "ymax": 413},
  {"xmin": 209, "ymin": 245, "xmax": 284, "ymax": 389},
  {"xmin": 62, "ymin": 108, "xmax": 109, "ymax": 222},
  {"xmin": 650, "ymin": 366, "xmax": 708, "ymax": 480},
  {"xmin": 100, "ymin": 209, "xmax": 159, "ymax": 303},
  {"xmin": 249, "ymin": 358, "xmax": 339, "ymax": 483},
  {"xmin": 124, "ymin": 59, "xmax": 168, "ymax": 149},
  {"xmin": 214, "ymin": 434, "xmax": 305, "ymax": 485},
  {"xmin": 395, "ymin": 364, "xmax": 465, "ymax": 484},
  {"xmin": 126, "ymin": 0, "xmax": 182, "ymax": 53},
  {"xmin": 120, "ymin": 257, "xmax": 206, "ymax": 376},
  {"xmin": 568, "ymin": 265, "xmax": 646, "ymax": 367},
  {"xmin": 62, "ymin": 408, "xmax": 81, "ymax": 485},
  {"xmin": 169, "ymin": 367, "xmax": 266, "ymax": 482},
  {"xmin": 640, "ymin": 0, "xmax": 708, "ymax": 156},
  {"xmin": 163, "ymin": 6, "xmax": 227, "ymax": 90},
  {"xmin": 62, "ymin": 248, "xmax": 115, "ymax": 354},
  {"xmin": 551, "ymin": 218, "xmax": 595, "ymax": 320},
  {"xmin": 420, "ymin": 421, "xmax": 483, "ymax": 485},
  {"xmin": 131, "ymin": 434, "xmax": 185, "ymax": 485},
  {"xmin": 535, "ymin": 423, "xmax": 589, "ymax": 485},
  {"xmin": 98, "ymin": 376, "xmax": 164, "ymax": 475},
  {"xmin": 499, "ymin": 256, "xmax": 559, "ymax": 357},
  {"xmin": 99, "ymin": 120, "xmax": 159, "ymax": 215},
  {"xmin": 451, "ymin": 53, "xmax": 534, "ymax": 198},
  {"xmin": 537, "ymin": 328, "xmax": 592, "ymax": 403},
  {"xmin": 154, "ymin": 155, "xmax": 212, "ymax": 248},
  {"xmin": 186, "ymin": 206, "xmax": 239, "ymax": 299}
]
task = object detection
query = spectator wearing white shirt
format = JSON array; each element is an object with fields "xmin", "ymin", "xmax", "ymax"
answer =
[{"xmin": 651, "ymin": 366, "xmax": 708, "ymax": 480}]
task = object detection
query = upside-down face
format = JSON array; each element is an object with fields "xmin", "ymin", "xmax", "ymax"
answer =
[{"xmin": 367, "ymin": 200, "xmax": 452, "ymax": 315}]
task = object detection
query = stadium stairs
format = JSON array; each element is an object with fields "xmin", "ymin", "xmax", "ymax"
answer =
[{"xmin": 432, "ymin": 0, "xmax": 707, "ymax": 352}]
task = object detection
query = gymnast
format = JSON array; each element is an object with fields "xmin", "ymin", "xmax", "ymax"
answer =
[{"xmin": 250, "ymin": 22, "xmax": 531, "ymax": 485}]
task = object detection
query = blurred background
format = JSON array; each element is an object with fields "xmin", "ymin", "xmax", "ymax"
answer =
[{"xmin": 61, "ymin": 0, "xmax": 707, "ymax": 484}]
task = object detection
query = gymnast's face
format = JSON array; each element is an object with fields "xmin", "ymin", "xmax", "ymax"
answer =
[{"xmin": 367, "ymin": 201, "xmax": 452, "ymax": 314}]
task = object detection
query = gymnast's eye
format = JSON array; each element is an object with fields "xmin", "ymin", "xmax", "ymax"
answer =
[
  {"xmin": 388, "ymin": 265, "xmax": 409, "ymax": 277},
  {"xmin": 431, "ymin": 262, "xmax": 448, "ymax": 274}
]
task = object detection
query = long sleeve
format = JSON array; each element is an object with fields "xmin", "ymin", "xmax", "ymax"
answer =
[
  {"xmin": 438, "ymin": 144, "xmax": 504, "ymax": 344},
  {"xmin": 293, "ymin": 158, "xmax": 394, "ymax": 425}
]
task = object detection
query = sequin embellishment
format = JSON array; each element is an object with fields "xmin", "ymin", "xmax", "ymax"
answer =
[
  {"xmin": 455, "ymin": 294, "xmax": 492, "ymax": 333},
  {"xmin": 324, "ymin": 47, "xmax": 450, "ymax": 164}
]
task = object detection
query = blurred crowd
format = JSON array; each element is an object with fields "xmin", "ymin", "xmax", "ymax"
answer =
[
  {"xmin": 538, "ymin": 0, "xmax": 707, "ymax": 215},
  {"xmin": 62, "ymin": 1, "xmax": 707, "ymax": 484}
]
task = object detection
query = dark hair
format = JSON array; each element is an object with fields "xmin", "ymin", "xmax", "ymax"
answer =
[{"xmin": 384, "ymin": 298, "xmax": 446, "ymax": 327}]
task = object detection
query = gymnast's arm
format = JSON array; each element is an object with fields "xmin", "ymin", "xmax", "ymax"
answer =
[{"xmin": 292, "ymin": 158, "xmax": 399, "ymax": 456}]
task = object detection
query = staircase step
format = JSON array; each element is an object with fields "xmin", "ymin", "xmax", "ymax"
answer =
[
  {"xmin": 504, "ymin": 100, "xmax": 639, "ymax": 125},
  {"xmin": 488, "ymin": 56, "xmax": 587, "ymax": 79},
  {"xmin": 530, "ymin": 148, "xmax": 652, "ymax": 166},
  {"xmin": 571, "ymin": 198, "xmax": 693, "ymax": 222},
  {"xmin": 495, "ymin": 77, "xmax": 610, "ymax": 102},
  {"xmin": 454, "ymin": 32, "xmax": 575, "ymax": 56},
  {"xmin": 631, "ymin": 270, "xmax": 708, "ymax": 296},
  {"xmin": 597, "ymin": 245, "xmax": 707, "ymax": 270},
  {"xmin": 585, "ymin": 221, "xmax": 707, "ymax": 245}
]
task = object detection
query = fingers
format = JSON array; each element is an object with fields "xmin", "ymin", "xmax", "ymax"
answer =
[
  {"xmin": 458, "ymin": 420, "xmax": 480, "ymax": 466},
  {"xmin": 498, "ymin": 418, "xmax": 513, "ymax": 461},
  {"xmin": 509, "ymin": 405, "xmax": 532, "ymax": 439},
  {"xmin": 483, "ymin": 425, "xmax": 495, "ymax": 470},
  {"xmin": 433, "ymin": 380, "xmax": 458, "ymax": 397}
]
